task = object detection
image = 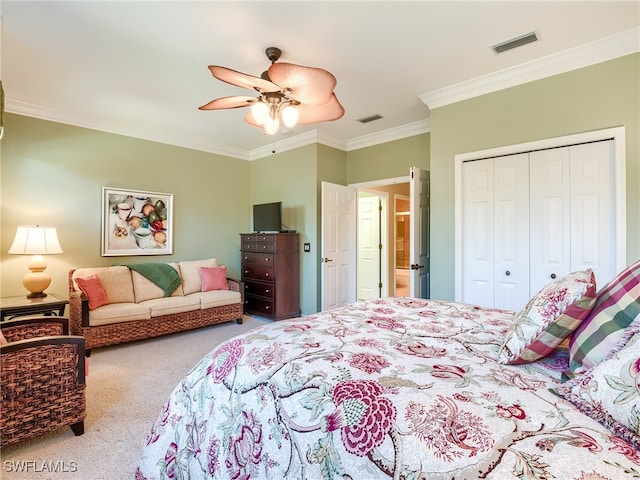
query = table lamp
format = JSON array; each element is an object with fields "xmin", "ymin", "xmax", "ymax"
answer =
[{"xmin": 8, "ymin": 225, "xmax": 63, "ymax": 298}]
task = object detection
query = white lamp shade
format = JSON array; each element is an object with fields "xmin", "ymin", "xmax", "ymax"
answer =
[
  {"xmin": 264, "ymin": 114, "xmax": 280, "ymax": 135},
  {"xmin": 281, "ymin": 105, "xmax": 299, "ymax": 128},
  {"xmin": 250, "ymin": 101, "xmax": 269, "ymax": 126},
  {"xmin": 8, "ymin": 225, "xmax": 63, "ymax": 255}
]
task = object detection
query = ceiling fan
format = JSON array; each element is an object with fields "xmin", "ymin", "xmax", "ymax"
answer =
[{"xmin": 199, "ymin": 47, "xmax": 344, "ymax": 135}]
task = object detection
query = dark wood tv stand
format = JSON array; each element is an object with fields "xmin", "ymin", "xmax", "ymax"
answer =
[{"xmin": 240, "ymin": 233, "xmax": 300, "ymax": 320}]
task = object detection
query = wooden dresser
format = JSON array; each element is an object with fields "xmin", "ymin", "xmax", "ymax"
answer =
[{"xmin": 240, "ymin": 233, "xmax": 300, "ymax": 320}]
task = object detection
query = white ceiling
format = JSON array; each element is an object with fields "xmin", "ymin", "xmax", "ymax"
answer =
[{"xmin": 2, "ymin": 1, "xmax": 639, "ymax": 160}]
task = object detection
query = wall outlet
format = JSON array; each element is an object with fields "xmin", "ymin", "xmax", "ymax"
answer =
[{"xmin": 303, "ymin": 243, "xmax": 311, "ymax": 252}]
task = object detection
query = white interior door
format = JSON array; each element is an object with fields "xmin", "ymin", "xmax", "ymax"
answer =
[
  {"xmin": 493, "ymin": 154, "xmax": 530, "ymax": 310},
  {"xmin": 569, "ymin": 141, "xmax": 616, "ymax": 287},
  {"xmin": 529, "ymin": 147, "xmax": 572, "ymax": 295},
  {"xmin": 461, "ymin": 159, "xmax": 494, "ymax": 307},
  {"xmin": 321, "ymin": 182, "xmax": 356, "ymax": 310},
  {"xmin": 357, "ymin": 193, "xmax": 381, "ymax": 300},
  {"xmin": 409, "ymin": 167, "xmax": 430, "ymax": 298}
]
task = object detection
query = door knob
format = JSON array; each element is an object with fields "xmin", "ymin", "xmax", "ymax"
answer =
[
  {"xmin": 410, "ymin": 264, "xmax": 424, "ymax": 270},
  {"xmin": 322, "ymin": 258, "xmax": 333, "ymax": 262}
]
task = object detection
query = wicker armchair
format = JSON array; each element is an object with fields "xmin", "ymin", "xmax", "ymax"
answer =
[{"xmin": 0, "ymin": 316, "xmax": 86, "ymax": 447}]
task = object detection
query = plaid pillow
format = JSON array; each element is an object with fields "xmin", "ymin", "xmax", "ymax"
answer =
[
  {"xmin": 498, "ymin": 269, "xmax": 597, "ymax": 365},
  {"xmin": 569, "ymin": 259, "xmax": 640, "ymax": 373}
]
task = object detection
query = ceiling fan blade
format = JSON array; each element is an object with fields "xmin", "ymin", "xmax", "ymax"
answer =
[
  {"xmin": 267, "ymin": 63, "xmax": 337, "ymax": 105},
  {"xmin": 296, "ymin": 93, "xmax": 345, "ymax": 124},
  {"xmin": 208, "ymin": 66, "xmax": 280, "ymax": 93},
  {"xmin": 198, "ymin": 96, "xmax": 257, "ymax": 110}
]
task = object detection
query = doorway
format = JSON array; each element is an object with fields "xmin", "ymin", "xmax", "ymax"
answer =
[
  {"xmin": 321, "ymin": 168, "xmax": 430, "ymax": 309},
  {"xmin": 355, "ymin": 181, "xmax": 410, "ymax": 299},
  {"xmin": 394, "ymin": 195, "xmax": 410, "ymax": 296}
]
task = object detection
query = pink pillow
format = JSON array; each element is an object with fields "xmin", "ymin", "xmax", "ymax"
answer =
[
  {"xmin": 0, "ymin": 330, "xmax": 6, "ymax": 345},
  {"xmin": 200, "ymin": 266, "xmax": 228, "ymax": 292},
  {"xmin": 76, "ymin": 275, "xmax": 109, "ymax": 310}
]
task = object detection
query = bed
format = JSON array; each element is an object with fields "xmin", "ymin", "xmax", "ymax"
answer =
[{"xmin": 137, "ymin": 264, "xmax": 640, "ymax": 479}]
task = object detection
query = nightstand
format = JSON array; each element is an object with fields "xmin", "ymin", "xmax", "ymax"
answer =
[{"xmin": 0, "ymin": 293, "xmax": 69, "ymax": 322}]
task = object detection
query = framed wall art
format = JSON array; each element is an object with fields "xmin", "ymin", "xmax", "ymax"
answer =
[{"xmin": 101, "ymin": 187, "xmax": 173, "ymax": 256}]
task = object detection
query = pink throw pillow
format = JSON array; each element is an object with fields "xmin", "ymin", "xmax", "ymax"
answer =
[
  {"xmin": 200, "ymin": 266, "xmax": 228, "ymax": 292},
  {"xmin": 76, "ymin": 275, "xmax": 109, "ymax": 310}
]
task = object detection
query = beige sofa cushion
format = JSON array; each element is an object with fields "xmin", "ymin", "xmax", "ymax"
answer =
[
  {"xmin": 131, "ymin": 263, "xmax": 184, "ymax": 303},
  {"xmin": 179, "ymin": 258, "xmax": 219, "ymax": 295},
  {"xmin": 73, "ymin": 266, "xmax": 135, "ymax": 304},
  {"xmin": 139, "ymin": 296, "xmax": 201, "ymax": 318},
  {"xmin": 88, "ymin": 303, "xmax": 150, "ymax": 327},
  {"xmin": 191, "ymin": 290, "xmax": 242, "ymax": 309}
]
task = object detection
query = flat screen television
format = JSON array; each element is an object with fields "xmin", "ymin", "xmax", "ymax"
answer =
[{"xmin": 253, "ymin": 201, "xmax": 282, "ymax": 233}]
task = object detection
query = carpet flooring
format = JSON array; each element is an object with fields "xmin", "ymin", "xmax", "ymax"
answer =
[{"xmin": 1, "ymin": 315, "xmax": 271, "ymax": 480}]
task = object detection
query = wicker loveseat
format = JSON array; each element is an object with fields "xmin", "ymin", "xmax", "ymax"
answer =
[
  {"xmin": 0, "ymin": 316, "xmax": 86, "ymax": 447},
  {"xmin": 68, "ymin": 258, "xmax": 244, "ymax": 353}
]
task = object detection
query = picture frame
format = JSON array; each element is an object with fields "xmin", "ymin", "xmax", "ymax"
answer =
[{"xmin": 101, "ymin": 187, "xmax": 173, "ymax": 256}]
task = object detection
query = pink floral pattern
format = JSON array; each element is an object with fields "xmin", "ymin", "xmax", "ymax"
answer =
[
  {"xmin": 327, "ymin": 380, "xmax": 396, "ymax": 456},
  {"xmin": 207, "ymin": 337, "xmax": 244, "ymax": 383},
  {"xmin": 138, "ymin": 298, "xmax": 639, "ymax": 480}
]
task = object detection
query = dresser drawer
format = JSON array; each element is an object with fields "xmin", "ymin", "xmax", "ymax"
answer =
[
  {"xmin": 241, "ymin": 251, "xmax": 274, "ymax": 267},
  {"xmin": 256, "ymin": 234, "xmax": 276, "ymax": 243},
  {"xmin": 244, "ymin": 281, "xmax": 275, "ymax": 299},
  {"xmin": 242, "ymin": 241, "xmax": 275, "ymax": 253},
  {"xmin": 241, "ymin": 265, "xmax": 275, "ymax": 282},
  {"xmin": 245, "ymin": 297, "xmax": 275, "ymax": 316}
]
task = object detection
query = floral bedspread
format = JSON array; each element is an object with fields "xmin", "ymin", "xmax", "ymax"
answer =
[{"xmin": 136, "ymin": 298, "xmax": 640, "ymax": 479}]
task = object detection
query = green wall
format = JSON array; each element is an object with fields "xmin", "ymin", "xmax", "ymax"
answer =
[
  {"xmin": 248, "ymin": 144, "xmax": 319, "ymax": 314},
  {"xmin": 430, "ymin": 53, "xmax": 640, "ymax": 301},
  {"xmin": 347, "ymin": 134, "xmax": 429, "ymax": 184},
  {"xmin": 1, "ymin": 114, "xmax": 250, "ymax": 298}
]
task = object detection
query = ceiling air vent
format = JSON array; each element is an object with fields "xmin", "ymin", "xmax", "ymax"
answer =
[
  {"xmin": 357, "ymin": 114, "xmax": 383, "ymax": 124},
  {"xmin": 491, "ymin": 31, "xmax": 538, "ymax": 54}
]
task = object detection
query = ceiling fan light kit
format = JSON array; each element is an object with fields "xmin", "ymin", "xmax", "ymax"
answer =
[{"xmin": 200, "ymin": 47, "xmax": 344, "ymax": 135}]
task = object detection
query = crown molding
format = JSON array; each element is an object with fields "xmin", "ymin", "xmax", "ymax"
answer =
[
  {"xmin": 247, "ymin": 130, "xmax": 349, "ymax": 160},
  {"xmin": 346, "ymin": 119, "xmax": 430, "ymax": 151},
  {"xmin": 248, "ymin": 130, "xmax": 321, "ymax": 160},
  {"xmin": 247, "ymin": 119, "xmax": 431, "ymax": 160},
  {"xmin": 6, "ymin": 98, "xmax": 252, "ymax": 160},
  {"xmin": 420, "ymin": 27, "xmax": 640, "ymax": 110}
]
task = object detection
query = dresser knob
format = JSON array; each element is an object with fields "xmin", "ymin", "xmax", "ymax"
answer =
[
  {"xmin": 265, "ymin": 273, "xmax": 269, "ymax": 277},
  {"xmin": 550, "ymin": 273, "xmax": 556, "ymax": 279},
  {"xmin": 505, "ymin": 271, "xmax": 511, "ymax": 276}
]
